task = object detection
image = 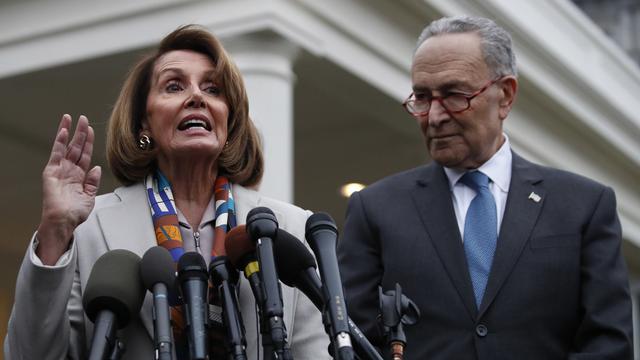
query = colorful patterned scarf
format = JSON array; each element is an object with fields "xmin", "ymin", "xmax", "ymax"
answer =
[{"xmin": 145, "ymin": 170, "xmax": 236, "ymax": 359}]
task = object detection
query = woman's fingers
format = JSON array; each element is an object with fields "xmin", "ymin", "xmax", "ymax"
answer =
[
  {"xmin": 55, "ymin": 113, "xmax": 72, "ymax": 135},
  {"xmin": 84, "ymin": 165, "xmax": 102, "ymax": 197},
  {"xmin": 65, "ymin": 115, "xmax": 89, "ymax": 166},
  {"xmin": 76, "ymin": 122, "xmax": 95, "ymax": 171},
  {"xmin": 47, "ymin": 114, "xmax": 96, "ymax": 172},
  {"xmin": 47, "ymin": 114, "xmax": 72, "ymax": 167}
]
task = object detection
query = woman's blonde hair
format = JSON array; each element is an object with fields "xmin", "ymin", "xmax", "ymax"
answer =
[{"xmin": 106, "ymin": 24, "xmax": 263, "ymax": 186}]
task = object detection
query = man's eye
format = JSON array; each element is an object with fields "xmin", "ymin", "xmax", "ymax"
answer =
[
  {"xmin": 414, "ymin": 93, "xmax": 430, "ymax": 101},
  {"xmin": 444, "ymin": 92, "xmax": 469, "ymax": 99}
]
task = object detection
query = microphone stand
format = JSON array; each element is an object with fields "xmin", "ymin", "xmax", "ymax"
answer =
[
  {"xmin": 254, "ymin": 296, "xmax": 275, "ymax": 360},
  {"xmin": 247, "ymin": 208, "xmax": 293, "ymax": 359},
  {"xmin": 108, "ymin": 339, "xmax": 125, "ymax": 360},
  {"xmin": 378, "ymin": 284, "xmax": 420, "ymax": 360},
  {"xmin": 89, "ymin": 311, "xmax": 119, "ymax": 360},
  {"xmin": 257, "ymin": 288, "xmax": 293, "ymax": 360},
  {"xmin": 210, "ymin": 257, "xmax": 248, "ymax": 360}
]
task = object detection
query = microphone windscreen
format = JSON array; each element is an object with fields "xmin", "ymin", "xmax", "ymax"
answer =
[
  {"xmin": 225, "ymin": 225, "xmax": 256, "ymax": 270},
  {"xmin": 273, "ymin": 229, "xmax": 317, "ymax": 287},
  {"xmin": 305, "ymin": 212, "xmax": 338, "ymax": 236},
  {"xmin": 177, "ymin": 252, "xmax": 208, "ymax": 281},
  {"xmin": 82, "ymin": 249, "xmax": 145, "ymax": 329},
  {"xmin": 140, "ymin": 246, "xmax": 177, "ymax": 293}
]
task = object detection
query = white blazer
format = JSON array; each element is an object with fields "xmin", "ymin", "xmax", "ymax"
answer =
[{"xmin": 4, "ymin": 183, "xmax": 329, "ymax": 360}]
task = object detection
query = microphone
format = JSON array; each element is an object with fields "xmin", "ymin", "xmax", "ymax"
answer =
[
  {"xmin": 226, "ymin": 225, "xmax": 275, "ymax": 357},
  {"xmin": 225, "ymin": 225, "xmax": 263, "ymax": 307},
  {"xmin": 306, "ymin": 213, "xmax": 355, "ymax": 360},
  {"xmin": 209, "ymin": 256, "xmax": 247, "ymax": 360},
  {"xmin": 275, "ymin": 229, "xmax": 383, "ymax": 360},
  {"xmin": 83, "ymin": 249, "xmax": 145, "ymax": 360},
  {"xmin": 246, "ymin": 207, "xmax": 289, "ymax": 358},
  {"xmin": 177, "ymin": 252, "xmax": 209, "ymax": 360},
  {"xmin": 140, "ymin": 246, "xmax": 177, "ymax": 360}
]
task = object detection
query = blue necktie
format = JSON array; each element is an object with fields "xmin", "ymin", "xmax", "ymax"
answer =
[{"xmin": 460, "ymin": 171, "xmax": 497, "ymax": 308}]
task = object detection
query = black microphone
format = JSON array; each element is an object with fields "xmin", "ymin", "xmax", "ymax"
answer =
[
  {"xmin": 275, "ymin": 229, "xmax": 383, "ymax": 360},
  {"xmin": 140, "ymin": 246, "xmax": 177, "ymax": 360},
  {"xmin": 177, "ymin": 252, "xmax": 209, "ymax": 360},
  {"xmin": 83, "ymin": 249, "xmax": 145, "ymax": 360},
  {"xmin": 246, "ymin": 207, "xmax": 289, "ymax": 358},
  {"xmin": 306, "ymin": 213, "xmax": 355, "ymax": 360},
  {"xmin": 225, "ymin": 225, "xmax": 263, "ymax": 309},
  {"xmin": 226, "ymin": 225, "xmax": 276, "ymax": 357},
  {"xmin": 210, "ymin": 256, "xmax": 247, "ymax": 360}
]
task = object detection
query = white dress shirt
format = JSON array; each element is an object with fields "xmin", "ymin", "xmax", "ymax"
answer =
[{"xmin": 444, "ymin": 134, "xmax": 513, "ymax": 239}]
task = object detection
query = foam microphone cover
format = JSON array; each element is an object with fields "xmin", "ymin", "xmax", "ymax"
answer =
[
  {"xmin": 140, "ymin": 246, "xmax": 179, "ymax": 305},
  {"xmin": 272, "ymin": 228, "xmax": 324, "ymax": 311},
  {"xmin": 273, "ymin": 229, "xmax": 317, "ymax": 287},
  {"xmin": 83, "ymin": 249, "xmax": 145, "ymax": 329},
  {"xmin": 225, "ymin": 225, "xmax": 256, "ymax": 271}
]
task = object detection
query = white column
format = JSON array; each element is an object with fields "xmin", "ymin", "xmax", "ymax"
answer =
[{"xmin": 227, "ymin": 32, "xmax": 300, "ymax": 203}]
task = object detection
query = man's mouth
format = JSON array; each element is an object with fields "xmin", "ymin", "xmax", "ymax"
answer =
[{"xmin": 432, "ymin": 133, "xmax": 457, "ymax": 140}]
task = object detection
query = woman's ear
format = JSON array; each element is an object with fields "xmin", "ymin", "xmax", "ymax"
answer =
[
  {"xmin": 139, "ymin": 118, "xmax": 150, "ymax": 135},
  {"xmin": 497, "ymin": 76, "xmax": 518, "ymax": 120}
]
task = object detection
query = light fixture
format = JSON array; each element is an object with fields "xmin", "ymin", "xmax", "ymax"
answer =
[{"xmin": 339, "ymin": 183, "xmax": 366, "ymax": 198}]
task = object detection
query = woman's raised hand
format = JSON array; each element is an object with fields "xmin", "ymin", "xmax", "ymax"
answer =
[{"xmin": 36, "ymin": 114, "xmax": 102, "ymax": 265}]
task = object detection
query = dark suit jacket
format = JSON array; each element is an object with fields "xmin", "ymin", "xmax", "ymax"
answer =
[{"xmin": 337, "ymin": 152, "xmax": 633, "ymax": 360}]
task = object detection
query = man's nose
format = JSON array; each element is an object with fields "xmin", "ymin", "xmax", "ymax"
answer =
[{"xmin": 428, "ymin": 98, "xmax": 449, "ymax": 126}]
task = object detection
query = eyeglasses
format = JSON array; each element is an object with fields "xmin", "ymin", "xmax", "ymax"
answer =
[{"xmin": 402, "ymin": 77, "xmax": 503, "ymax": 117}]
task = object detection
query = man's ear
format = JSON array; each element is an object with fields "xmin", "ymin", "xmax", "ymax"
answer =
[{"xmin": 497, "ymin": 76, "xmax": 518, "ymax": 120}]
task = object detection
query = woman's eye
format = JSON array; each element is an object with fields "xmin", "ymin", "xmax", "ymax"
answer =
[
  {"xmin": 165, "ymin": 82, "xmax": 182, "ymax": 92},
  {"xmin": 205, "ymin": 85, "xmax": 221, "ymax": 95}
]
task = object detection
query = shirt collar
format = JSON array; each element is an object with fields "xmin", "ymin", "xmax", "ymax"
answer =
[
  {"xmin": 443, "ymin": 133, "xmax": 512, "ymax": 192},
  {"xmin": 176, "ymin": 196, "xmax": 217, "ymax": 230}
]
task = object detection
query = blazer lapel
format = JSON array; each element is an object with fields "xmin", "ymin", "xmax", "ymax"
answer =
[
  {"xmin": 411, "ymin": 164, "xmax": 478, "ymax": 320},
  {"xmin": 478, "ymin": 153, "xmax": 544, "ymax": 317},
  {"xmin": 95, "ymin": 183, "xmax": 158, "ymax": 340},
  {"xmin": 96, "ymin": 184, "xmax": 157, "ymax": 256},
  {"xmin": 233, "ymin": 185, "xmax": 285, "ymax": 227}
]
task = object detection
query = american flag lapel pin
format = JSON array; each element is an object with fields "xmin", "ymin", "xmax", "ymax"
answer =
[{"xmin": 528, "ymin": 192, "xmax": 541, "ymax": 203}]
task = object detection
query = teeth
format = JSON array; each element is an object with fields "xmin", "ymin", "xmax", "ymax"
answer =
[
  {"xmin": 179, "ymin": 118, "xmax": 209, "ymax": 130},
  {"xmin": 185, "ymin": 119, "xmax": 205, "ymax": 127}
]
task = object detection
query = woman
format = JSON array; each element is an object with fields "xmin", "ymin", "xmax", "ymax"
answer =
[{"xmin": 5, "ymin": 25, "xmax": 327, "ymax": 359}]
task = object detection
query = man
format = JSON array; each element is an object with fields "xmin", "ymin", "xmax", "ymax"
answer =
[{"xmin": 337, "ymin": 15, "xmax": 633, "ymax": 359}]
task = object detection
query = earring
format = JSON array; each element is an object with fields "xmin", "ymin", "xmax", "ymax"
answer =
[{"xmin": 138, "ymin": 134, "xmax": 152, "ymax": 150}]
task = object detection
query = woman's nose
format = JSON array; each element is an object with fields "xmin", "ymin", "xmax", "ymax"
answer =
[{"xmin": 186, "ymin": 88, "xmax": 205, "ymax": 108}]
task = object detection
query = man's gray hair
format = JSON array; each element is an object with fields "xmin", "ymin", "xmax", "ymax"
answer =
[{"xmin": 417, "ymin": 15, "xmax": 517, "ymax": 77}]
